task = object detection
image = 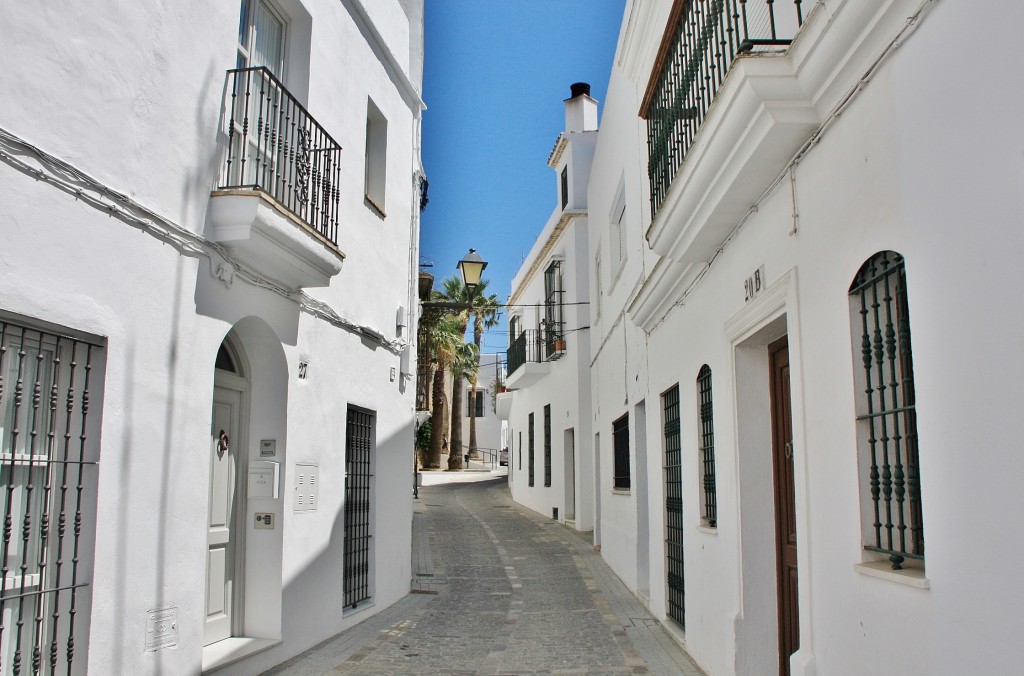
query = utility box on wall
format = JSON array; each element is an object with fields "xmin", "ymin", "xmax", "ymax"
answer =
[{"xmin": 294, "ymin": 463, "xmax": 319, "ymax": 512}]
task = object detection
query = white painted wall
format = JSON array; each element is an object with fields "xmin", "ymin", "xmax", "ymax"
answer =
[
  {"xmin": 505, "ymin": 87, "xmax": 596, "ymax": 530},
  {"xmin": 0, "ymin": 0, "xmax": 423, "ymax": 673},
  {"xmin": 586, "ymin": 1, "xmax": 1024, "ymax": 675},
  {"xmin": 458, "ymin": 353, "xmax": 505, "ymax": 461}
]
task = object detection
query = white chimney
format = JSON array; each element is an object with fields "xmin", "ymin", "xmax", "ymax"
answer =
[{"xmin": 565, "ymin": 82, "xmax": 597, "ymax": 133}]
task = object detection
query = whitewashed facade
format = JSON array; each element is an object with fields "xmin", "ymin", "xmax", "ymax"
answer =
[
  {"xmin": 458, "ymin": 353, "xmax": 504, "ymax": 464},
  {"xmin": 585, "ymin": 1, "xmax": 1024, "ymax": 675},
  {"xmin": 0, "ymin": 0, "xmax": 424, "ymax": 673},
  {"xmin": 502, "ymin": 85, "xmax": 596, "ymax": 530}
]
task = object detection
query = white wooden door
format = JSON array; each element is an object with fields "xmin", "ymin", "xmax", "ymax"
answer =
[{"xmin": 205, "ymin": 386, "xmax": 240, "ymax": 645}]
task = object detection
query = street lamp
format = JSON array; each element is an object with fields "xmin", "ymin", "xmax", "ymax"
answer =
[{"xmin": 457, "ymin": 248, "xmax": 487, "ymax": 302}]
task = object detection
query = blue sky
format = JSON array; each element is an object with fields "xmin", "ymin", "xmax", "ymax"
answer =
[{"xmin": 420, "ymin": 1, "xmax": 626, "ymax": 355}]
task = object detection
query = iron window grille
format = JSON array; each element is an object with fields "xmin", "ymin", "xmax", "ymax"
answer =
[
  {"xmin": 641, "ymin": 0, "xmax": 804, "ymax": 219},
  {"xmin": 543, "ymin": 261, "xmax": 565, "ymax": 361},
  {"xmin": 662, "ymin": 385, "xmax": 685, "ymax": 627},
  {"xmin": 344, "ymin": 406, "xmax": 375, "ymax": 608},
  {"xmin": 466, "ymin": 390, "xmax": 484, "ymax": 418},
  {"xmin": 613, "ymin": 414, "xmax": 630, "ymax": 491},
  {"xmin": 528, "ymin": 413, "xmax": 535, "ymax": 487},
  {"xmin": 850, "ymin": 251, "xmax": 923, "ymax": 570},
  {"xmin": 543, "ymin": 405, "xmax": 552, "ymax": 488},
  {"xmin": 0, "ymin": 313, "xmax": 103, "ymax": 676},
  {"xmin": 697, "ymin": 364, "xmax": 717, "ymax": 527}
]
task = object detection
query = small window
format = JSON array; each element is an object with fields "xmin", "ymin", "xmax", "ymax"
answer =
[
  {"xmin": 466, "ymin": 390, "xmax": 484, "ymax": 418},
  {"xmin": 528, "ymin": 413, "xmax": 535, "ymax": 487},
  {"xmin": 543, "ymin": 404, "xmax": 552, "ymax": 487},
  {"xmin": 365, "ymin": 98, "xmax": 388, "ymax": 215},
  {"xmin": 697, "ymin": 365, "xmax": 717, "ymax": 527},
  {"xmin": 613, "ymin": 414, "xmax": 630, "ymax": 490},
  {"xmin": 850, "ymin": 251, "xmax": 923, "ymax": 570},
  {"xmin": 561, "ymin": 166, "xmax": 569, "ymax": 210}
]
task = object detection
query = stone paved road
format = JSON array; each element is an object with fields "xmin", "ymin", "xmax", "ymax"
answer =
[{"xmin": 266, "ymin": 476, "xmax": 705, "ymax": 675}]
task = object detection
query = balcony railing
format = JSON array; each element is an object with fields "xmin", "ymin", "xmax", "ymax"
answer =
[
  {"xmin": 507, "ymin": 330, "xmax": 543, "ymax": 377},
  {"xmin": 221, "ymin": 66, "xmax": 342, "ymax": 244},
  {"xmin": 507, "ymin": 329, "xmax": 566, "ymax": 378},
  {"xmin": 641, "ymin": 0, "xmax": 804, "ymax": 218}
]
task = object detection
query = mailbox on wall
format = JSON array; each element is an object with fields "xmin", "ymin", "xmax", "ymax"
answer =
[{"xmin": 248, "ymin": 461, "xmax": 280, "ymax": 499}]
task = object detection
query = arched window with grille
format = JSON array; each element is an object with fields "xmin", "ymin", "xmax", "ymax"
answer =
[
  {"xmin": 696, "ymin": 365, "xmax": 717, "ymax": 528},
  {"xmin": 849, "ymin": 251, "xmax": 923, "ymax": 570}
]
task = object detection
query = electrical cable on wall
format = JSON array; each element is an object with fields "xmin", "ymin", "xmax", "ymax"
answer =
[{"xmin": 0, "ymin": 126, "xmax": 406, "ymax": 354}]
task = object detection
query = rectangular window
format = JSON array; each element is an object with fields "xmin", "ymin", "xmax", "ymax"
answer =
[
  {"xmin": 467, "ymin": 389, "xmax": 484, "ymax": 418},
  {"xmin": 561, "ymin": 165, "xmax": 569, "ymax": 210},
  {"xmin": 609, "ymin": 179, "xmax": 626, "ymax": 273},
  {"xmin": 528, "ymin": 413, "xmax": 535, "ymax": 487},
  {"xmin": 662, "ymin": 385, "xmax": 685, "ymax": 627},
  {"xmin": 344, "ymin": 406, "xmax": 376, "ymax": 608},
  {"xmin": 543, "ymin": 404, "xmax": 552, "ymax": 487},
  {"xmin": 543, "ymin": 261, "xmax": 564, "ymax": 359},
  {"xmin": 518, "ymin": 431, "xmax": 522, "ymax": 471},
  {"xmin": 365, "ymin": 98, "xmax": 388, "ymax": 215},
  {"xmin": 0, "ymin": 312, "xmax": 104, "ymax": 674},
  {"xmin": 850, "ymin": 251, "xmax": 923, "ymax": 570},
  {"xmin": 697, "ymin": 365, "xmax": 717, "ymax": 527},
  {"xmin": 613, "ymin": 414, "xmax": 630, "ymax": 490},
  {"xmin": 238, "ymin": 0, "xmax": 286, "ymax": 75}
]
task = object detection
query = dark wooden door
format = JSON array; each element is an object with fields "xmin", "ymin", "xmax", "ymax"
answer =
[{"xmin": 770, "ymin": 336, "xmax": 798, "ymax": 676}]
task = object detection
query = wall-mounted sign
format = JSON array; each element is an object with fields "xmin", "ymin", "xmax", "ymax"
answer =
[
  {"xmin": 744, "ymin": 265, "xmax": 765, "ymax": 303},
  {"xmin": 145, "ymin": 607, "xmax": 178, "ymax": 652},
  {"xmin": 260, "ymin": 439, "xmax": 276, "ymax": 457}
]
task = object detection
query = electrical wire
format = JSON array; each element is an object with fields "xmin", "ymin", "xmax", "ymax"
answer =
[{"xmin": 0, "ymin": 126, "xmax": 405, "ymax": 354}]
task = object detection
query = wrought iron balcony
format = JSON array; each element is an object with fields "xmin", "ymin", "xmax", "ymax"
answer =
[
  {"xmin": 642, "ymin": 0, "xmax": 804, "ymax": 218},
  {"xmin": 507, "ymin": 329, "xmax": 544, "ymax": 378},
  {"xmin": 506, "ymin": 329, "xmax": 567, "ymax": 379},
  {"xmin": 221, "ymin": 66, "xmax": 342, "ymax": 244}
]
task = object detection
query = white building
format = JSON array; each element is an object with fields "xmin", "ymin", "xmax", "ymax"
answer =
[
  {"xmin": 458, "ymin": 353, "xmax": 505, "ymax": 464},
  {"xmin": 584, "ymin": 1, "xmax": 1024, "ymax": 675},
  {"xmin": 501, "ymin": 84, "xmax": 597, "ymax": 530},
  {"xmin": 0, "ymin": 0, "xmax": 424, "ymax": 673}
]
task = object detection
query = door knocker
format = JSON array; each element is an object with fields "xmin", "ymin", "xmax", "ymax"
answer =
[{"xmin": 217, "ymin": 430, "xmax": 230, "ymax": 458}]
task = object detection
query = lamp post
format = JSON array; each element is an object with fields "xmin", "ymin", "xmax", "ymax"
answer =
[
  {"xmin": 456, "ymin": 248, "xmax": 487, "ymax": 304},
  {"xmin": 421, "ymin": 248, "xmax": 489, "ymax": 311}
]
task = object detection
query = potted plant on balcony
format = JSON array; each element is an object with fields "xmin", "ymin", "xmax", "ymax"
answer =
[{"xmin": 553, "ymin": 337, "xmax": 566, "ymax": 352}]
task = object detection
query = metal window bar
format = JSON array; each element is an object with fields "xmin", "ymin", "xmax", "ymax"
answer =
[
  {"xmin": 697, "ymin": 365, "xmax": 717, "ymax": 527},
  {"xmin": 506, "ymin": 330, "xmax": 545, "ymax": 377},
  {"xmin": 0, "ymin": 315, "xmax": 102, "ymax": 676},
  {"xmin": 613, "ymin": 414, "xmax": 630, "ymax": 491},
  {"xmin": 222, "ymin": 66, "xmax": 343, "ymax": 245},
  {"xmin": 344, "ymin": 407, "xmax": 375, "ymax": 608},
  {"xmin": 641, "ymin": 1, "xmax": 804, "ymax": 219},
  {"xmin": 851, "ymin": 251, "xmax": 923, "ymax": 570},
  {"xmin": 543, "ymin": 405, "xmax": 552, "ymax": 488},
  {"xmin": 543, "ymin": 262, "xmax": 565, "ymax": 361},
  {"xmin": 527, "ymin": 413, "xmax": 535, "ymax": 488},
  {"xmin": 662, "ymin": 385, "xmax": 685, "ymax": 628}
]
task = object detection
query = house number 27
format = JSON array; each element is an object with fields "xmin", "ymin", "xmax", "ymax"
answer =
[{"xmin": 744, "ymin": 266, "xmax": 765, "ymax": 302}]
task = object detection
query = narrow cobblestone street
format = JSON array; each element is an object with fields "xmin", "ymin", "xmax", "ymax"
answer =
[{"xmin": 266, "ymin": 475, "xmax": 704, "ymax": 675}]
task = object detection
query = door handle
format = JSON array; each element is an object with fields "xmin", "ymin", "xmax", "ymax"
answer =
[{"xmin": 784, "ymin": 442, "xmax": 793, "ymax": 460}]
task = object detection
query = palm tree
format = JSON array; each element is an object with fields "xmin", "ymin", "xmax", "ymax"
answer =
[
  {"xmin": 422, "ymin": 314, "xmax": 462, "ymax": 469},
  {"xmin": 447, "ymin": 340, "xmax": 479, "ymax": 470},
  {"xmin": 467, "ymin": 284, "xmax": 502, "ymax": 458}
]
